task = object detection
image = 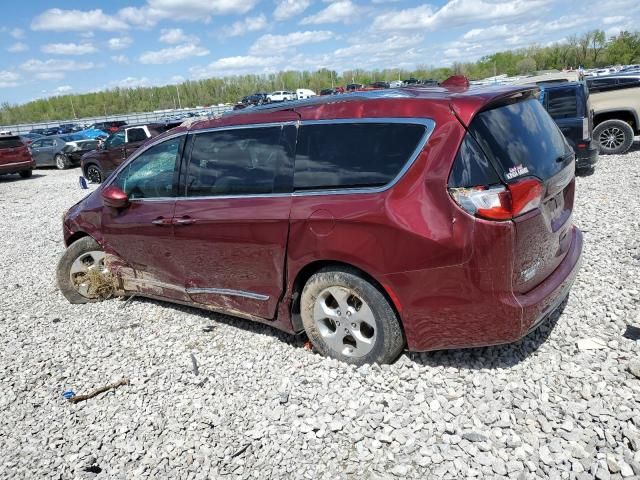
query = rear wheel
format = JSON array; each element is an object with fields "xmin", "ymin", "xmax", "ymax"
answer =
[
  {"xmin": 55, "ymin": 154, "xmax": 70, "ymax": 170},
  {"xmin": 593, "ymin": 119, "xmax": 634, "ymax": 155},
  {"xmin": 85, "ymin": 164, "xmax": 103, "ymax": 183},
  {"xmin": 301, "ymin": 268, "xmax": 404, "ymax": 365},
  {"xmin": 19, "ymin": 170, "xmax": 32, "ymax": 178},
  {"xmin": 57, "ymin": 236, "xmax": 114, "ymax": 304}
]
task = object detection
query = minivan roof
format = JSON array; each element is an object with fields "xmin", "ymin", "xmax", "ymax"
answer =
[{"xmin": 147, "ymin": 84, "xmax": 539, "ymax": 146}]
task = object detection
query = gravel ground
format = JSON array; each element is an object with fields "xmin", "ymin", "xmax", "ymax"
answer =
[{"xmin": 0, "ymin": 149, "xmax": 639, "ymax": 480}]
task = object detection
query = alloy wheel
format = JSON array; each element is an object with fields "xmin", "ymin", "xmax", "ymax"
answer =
[
  {"xmin": 55, "ymin": 154, "xmax": 66, "ymax": 170},
  {"xmin": 86, "ymin": 165, "xmax": 102, "ymax": 183},
  {"xmin": 69, "ymin": 250, "xmax": 109, "ymax": 299},
  {"xmin": 599, "ymin": 126, "xmax": 625, "ymax": 150},
  {"xmin": 313, "ymin": 286, "xmax": 377, "ymax": 358}
]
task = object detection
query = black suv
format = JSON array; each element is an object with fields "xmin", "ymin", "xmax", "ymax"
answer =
[{"xmin": 538, "ymin": 81, "xmax": 598, "ymax": 173}]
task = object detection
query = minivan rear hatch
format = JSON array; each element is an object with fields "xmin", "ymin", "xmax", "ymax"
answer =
[
  {"xmin": 0, "ymin": 136, "xmax": 29, "ymax": 166},
  {"xmin": 457, "ymin": 95, "xmax": 576, "ymax": 293}
]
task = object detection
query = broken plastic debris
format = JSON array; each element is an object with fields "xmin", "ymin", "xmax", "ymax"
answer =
[
  {"xmin": 62, "ymin": 390, "xmax": 76, "ymax": 399},
  {"xmin": 576, "ymin": 337, "xmax": 607, "ymax": 350}
]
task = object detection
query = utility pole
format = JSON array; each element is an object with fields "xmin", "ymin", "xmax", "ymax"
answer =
[
  {"xmin": 175, "ymin": 84, "xmax": 182, "ymax": 109},
  {"xmin": 70, "ymin": 96, "xmax": 77, "ymax": 119}
]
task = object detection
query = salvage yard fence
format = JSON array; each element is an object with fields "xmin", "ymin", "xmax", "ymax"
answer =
[{"xmin": 1, "ymin": 105, "xmax": 234, "ymax": 135}]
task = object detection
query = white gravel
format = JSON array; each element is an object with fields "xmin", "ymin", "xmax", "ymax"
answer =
[{"xmin": 0, "ymin": 149, "xmax": 639, "ymax": 479}]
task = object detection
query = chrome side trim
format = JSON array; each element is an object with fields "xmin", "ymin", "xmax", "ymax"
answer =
[
  {"xmin": 186, "ymin": 287, "xmax": 270, "ymax": 301},
  {"xmin": 111, "ymin": 117, "xmax": 436, "ymax": 201}
]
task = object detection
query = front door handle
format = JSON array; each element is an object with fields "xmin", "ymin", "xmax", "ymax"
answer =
[
  {"xmin": 151, "ymin": 217, "xmax": 173, "ymax": 226},
  {"xmin": 174, "ymin": 216, "xmax": 196, "ymax": 226}
]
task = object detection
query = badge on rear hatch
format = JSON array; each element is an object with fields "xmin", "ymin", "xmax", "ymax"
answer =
[{"xmin": 506, "ymin": 165, "xmax": 529, "ymax": 180}]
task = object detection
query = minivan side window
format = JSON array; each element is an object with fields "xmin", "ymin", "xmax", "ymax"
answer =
[
  {"xmin": 185, "ymin": 126, "xmax": 294, "ymax": 197},
  {"xmin": 294, "ymin": 123, "xmax": 426, "ymax": 191},
  {"xmin": 112, "ymin": 136, "xmax": 182, "ymax": 199}
]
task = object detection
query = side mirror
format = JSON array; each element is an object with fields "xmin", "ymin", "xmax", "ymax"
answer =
[{"xmin": 102, "ymin": 186, "xmax": 129, "ymax": 209}]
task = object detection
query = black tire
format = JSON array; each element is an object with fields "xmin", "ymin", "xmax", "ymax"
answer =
[
  {"xmin": 593, "ymin": 119, "xmax": 634, "ymax": 155},
  {"xmin": 85, "ymin": 163, "xmax": 103, "ymax": 183},
  {"xmin": 19, "ymin": 170, "xmax": 33, "ymax": 178},
  {"xmin": 55, "ymin": 154, "xmax": 70, "ymax": 170},
  {"xmin": 301, "ymin": 267, "xmax": 404, "ymax": 365},
  {"xmin": 57, "ymin": 236, "xmax": 108, "ymax": 304}
]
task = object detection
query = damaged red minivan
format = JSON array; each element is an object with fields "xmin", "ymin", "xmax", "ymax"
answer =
[{"xmin": 57, "ymin": 84, "xmax": 583, "ymax": 365}]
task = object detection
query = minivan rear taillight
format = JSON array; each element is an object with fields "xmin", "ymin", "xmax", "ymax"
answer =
[{"xmin": 449, "ymin": 178, "xmax": 543, "ymax": 221}]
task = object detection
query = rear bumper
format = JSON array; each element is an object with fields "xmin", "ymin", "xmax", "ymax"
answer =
[
  {"xmin": 0, "ymin": 159, "xmax": 35, "ymax": 174},
  {"xmin": 515, "ymin": 226, "xmax": 583, "ymax": 336},
  {"xmin": 575, "ymin": 143, "xmax": 598, "ymax": 170}
]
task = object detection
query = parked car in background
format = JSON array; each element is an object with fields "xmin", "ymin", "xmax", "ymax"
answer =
[
  {"xmin": 0, "ymin": 134, "xmax": 34, "ymax": 179},
  {"xmin": 320, "ymin": 88, "xmax": 336, "ymax": 95},
  {"xmin": 346, "ymin": 83, "xmax": 364, "ymax": 91},
  {"xmin": 81, "ymin": 122, "xmax": 179, "ymax": 183},
  {"xmin": 89, "ymin": 121, "xmax": 127, "ymax": 134},
  {"xmin": 57, "ymin": 123, "xmax": 81, "ymax": 134},
  {"xmin": 586, "ymin": 74, "xmax": 640, "ymax": 155},
  {"xmin": 57, "ymin": 83, "xmax": 582, "ymax": 365},
  {"xmin": 30, "ymin": 135, "xmax": 99, "ymax": 170},
  {"xmin": 20, "ymin": 132, "xmax": 45, "ymax": 145},
  {"xmin": 267, "ymin": 91, "xmax": 295, "ymax": 102},
  {"xmin": 538, "ymin": 81, "xmax": 598, "ymax": 173},
  {"xmin": 29, "ymin": 128, "xmax": 48, "ymax": 135},
  {"xmin": 369, "ymin": 81, "xmax": 390, "ymax": 89},
  {"xmin": 389, "ymin": 80, "xmax": 404, "ymax": 88},
  {"xmin": 241, "ymin": 93, "xmax": 270, "ymax": 106},
  {"xmin": 295, "ymin": 89, "xmax": 316, "ymax": 100}
]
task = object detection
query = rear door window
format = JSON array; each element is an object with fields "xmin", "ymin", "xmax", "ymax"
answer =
[
  {"xmin": 469, "ymin": 98, "xmax": 571, "ymax": 182},
  {"xmin": 294, "ymin": 122, "xmax": 426, "ymax": 190},
  {"xmin": 185, "ymin": 126, "xmax": 294, "ymax": 197},
  {"xmin": 127, "ymin": 128, "xmax": 147, "ymax": 143},
  {"xmin": 546, "ymin": 87, "xmax": 579, "ymax": 119}
]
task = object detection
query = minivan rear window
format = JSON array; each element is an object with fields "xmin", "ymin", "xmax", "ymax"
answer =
[
  {"xmin": 294, "ymin": 123, "xmax": 425, "ymax": 190},
  {"xmin": 468, "ymin": 99, "xmax": 572, "ymax": 182},
  {"xmin": 546, "ymin": 87, "xmax": 578, "ymax": 119},
  {"xmin": 0, "ymin": 137, "xmax": 24, "ymax": 149}
]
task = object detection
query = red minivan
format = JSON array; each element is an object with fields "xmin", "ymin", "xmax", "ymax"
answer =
[{"xmin": 57, "ymin": 85, "xmax": 583, "ymax": 365}]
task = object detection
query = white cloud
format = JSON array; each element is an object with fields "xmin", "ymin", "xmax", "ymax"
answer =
[
  {"xmin": 0, "ymin": 70, "xmax": 20, "ymax": 88},
  {"xmin": 171, "ymin": 75, "xmax": 186, "ymax": 83},
  {"xmin": 250, "ymin": 31, "xmax": 335, "ymax": 54},
  {"xmin": 274, "ymin": 0, "xmax": 311, "ymax": 21},
  {"xmin": 139, "ymin": 44, "xmax": 209, "ymax": 64},
  {"xmin": 111, "ymin": 55, "xmax": 130, "ymax": 64},
  {"xmin": 372, "ymin": 0, "xmax": 552, "ymax": 32},
  {"xmin": 41, "ymin": 42, "xmax": 97, "ymax": 55},
  {"xmin": 35, "ymin": 72, "xmax": 66, "ymax": 81},
  {"xmin": 21, "ymin": 59, "xmax": 96, "ymax": 73},
  {"xmin": 108, "ymin": 36, "xmax": 133, "ymax": 50},
  {"xmin": 31, "ymin": 8, "xmax": 129, "ymax": 32},
  {"xmin": 190, "ymin": 55, "xmax": 283, "ymax": 77},
  {"xmin": 118, "ymin": 0, "xmax": 261, "ymax": 27},
  {"xmin": 222, "ymin": 14, "xmax": 268, "ymax": 37},
  {"xmin": 54, "ymin": 85, "xmax": 73, "ymax": 94},
  {"xmin": 10, "ymin": 28, "xmax": 25, "ymax": 39},
  {"xmin": 110, "ymin": 77, "xmax": 151, "ymax": 88},
  {"xmin": 301, "ymin": 1, "xmax": 359, "ymax": 25},
  {"xmin": 159, "ymin": 28, "xmax": 199, "ymax": 44},
  {"xmin": 7, "ymin": 42, "xmax": 28, "ymax": 53}
]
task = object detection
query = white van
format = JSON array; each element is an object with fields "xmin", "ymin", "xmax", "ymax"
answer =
[{"xmin": 295, "ymin": 89, "xmax": 316, "ymax": 100}]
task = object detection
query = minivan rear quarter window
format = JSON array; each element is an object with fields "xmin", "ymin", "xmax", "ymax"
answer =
[
  {"xmin": 469, "ymin": 98, "xmax": 572, "ymax": 182},
  {"xmin": 294, "ymin": 122, "xmax": 426, "ymax": 190},
  {"xmin": 546, "ymin": 87, "xmax": 579, "ymax": 119}
]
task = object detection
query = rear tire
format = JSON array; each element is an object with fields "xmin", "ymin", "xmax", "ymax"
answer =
[
  {"xmin": 593, "ymin": 119, "xmax": 634, "ymax": 155},
  {"xmin": 19, "ymin": 170, "xmax": 32, "ymax": 178},
  {"xmin": 55, "ymin": 154, "xmax": 70, "ymax": 170},
  {"xmin": 301, "ymin": 267, "xmax": 405, "ymax": 365},
  {"xmin": 85, "ymin": 164, "xmax": 103, "ymax": 183}
]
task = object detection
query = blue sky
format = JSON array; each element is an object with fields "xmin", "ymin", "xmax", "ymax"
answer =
[{"xmin": 1, "ymin": 0, "xmax": 639, "ymax": 104}]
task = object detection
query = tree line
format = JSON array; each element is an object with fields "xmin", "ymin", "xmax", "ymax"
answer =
[{"xmin": 2, "ymin": 29, "xmax": 639, "ymax": 125}]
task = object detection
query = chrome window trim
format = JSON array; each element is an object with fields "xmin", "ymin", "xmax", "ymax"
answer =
[
  {"xmin": 186, "ymin": 287, "xmax": 269, "ymax": 301},
  {"xmin": 113, "ymin": 117, "xmax": 435, "ymax": 202}
]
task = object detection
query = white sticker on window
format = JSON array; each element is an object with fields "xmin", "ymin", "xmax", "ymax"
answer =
[{"xmin": 505, "ymin": 165, "xmax": 529, "ymax": 180}]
